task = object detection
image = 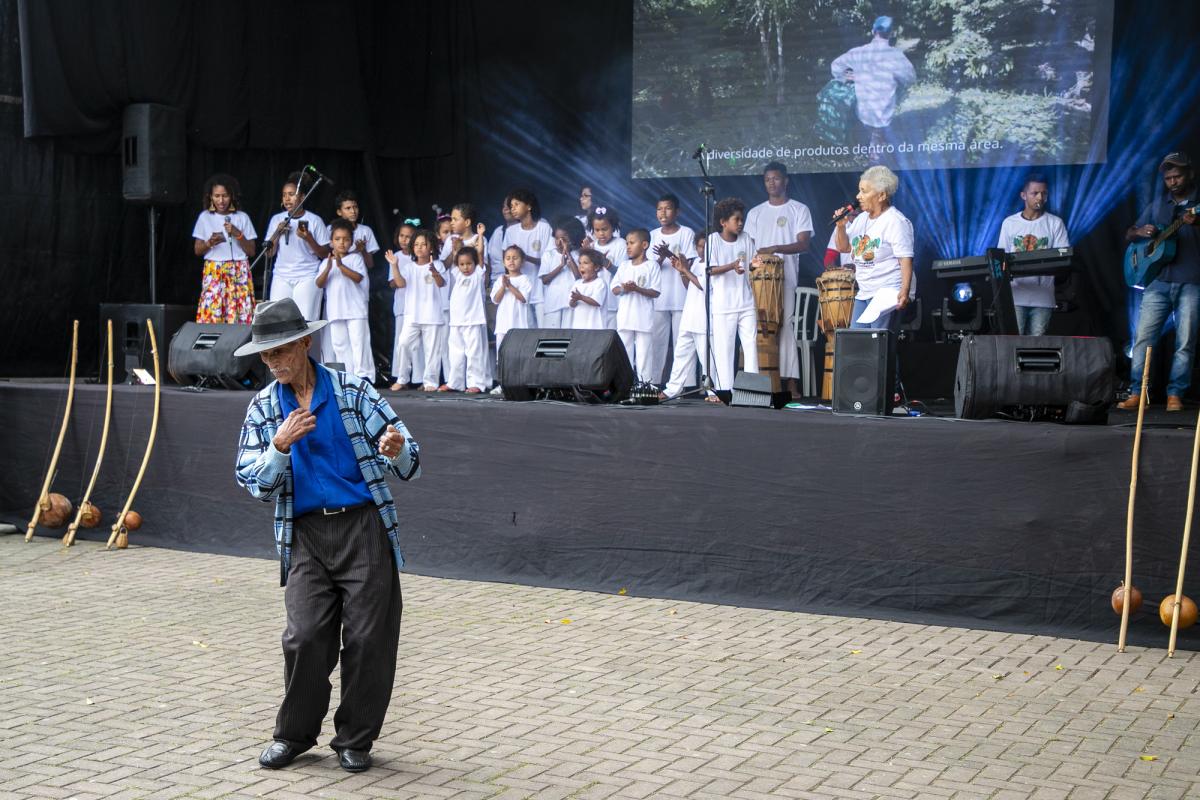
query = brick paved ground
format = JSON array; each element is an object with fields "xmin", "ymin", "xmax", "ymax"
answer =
[{"xmin": 2, "ymin": 535, "xmax": 1199, "ymax": 800}]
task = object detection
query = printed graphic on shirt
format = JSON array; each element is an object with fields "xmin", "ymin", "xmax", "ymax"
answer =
[
  {"xmin": 776, "ymin": 216, "xmax": 787, "ymax": 227},
  {"xmin": 852, "ymin": 234, "xmax": 879, "ymax": 262},
  {"xmin": 1013, "ymin": 234, "xmax": 1048, "ymax": 252}
]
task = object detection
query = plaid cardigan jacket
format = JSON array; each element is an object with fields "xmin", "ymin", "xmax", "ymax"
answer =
[{"xmin": 234, "ymin": 364, "xmax": 421, "ymax": 586}]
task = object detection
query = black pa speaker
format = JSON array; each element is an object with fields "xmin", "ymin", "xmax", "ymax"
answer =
[
  {"xmin": 169, "ymin": 322, "xmax": 267, "ymax": 390},
  {"xmin": 122, "ymin": 104, "xmax": 186, "ymax": 204},
  {"xmin": 833, "ymin": 328, "xmax": 895, "ymax": 415},
  {"xmin": 98, "ymin": 303, "xmax": 193, "ymax": 384},
  {"xmin": 955, "ymin": 335, "xmax": 1114, "ymax": 423},
  {"xmin": 730, "ymin": 371, "xmax": 790, "ymax": 409},
  {"xmin": 497, "ymin": 329, "xmax": 635, "ymax": 402}
]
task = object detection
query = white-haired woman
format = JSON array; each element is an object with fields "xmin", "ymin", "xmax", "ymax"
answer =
[
  {"xmin": 833, "ymin": 165, "xmax": 914, "ymax": 325},
  {"xmin": 833, "ymin": 165, "xmax": 914, "ymax": 392}
]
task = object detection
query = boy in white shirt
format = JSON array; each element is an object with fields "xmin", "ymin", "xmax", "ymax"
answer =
[
  {"xmin": 539, "ymin": 217, "xmax": 585, "ymax": 328},
  {"xmin": 612, "ymin": 229, "xmax": 662, "ymax": 383},
  {"xmin": 388, "ymin": 229, "xmax": 447, "ymax": 391},
  {"xmin": 649, "ymin": 194, "xmax": 697, "ymax": 383},
  {"xmin": 387, "ymin": 221, "xmax": 420, "ymax": 389},
  {"xmin": 334, "ymin": 190, "xmax": 381, "ymax": 270},
  {"xmin": 316, "ymin": 219, "xmax": 373, "ymax": 382},
  {"xmin": 569, "ymin": 251, "xmax": 609, "ymax": 330},
  {"xmin": 707, "ymin": 198, "xmax": 759, "ymax": 391},
  {"xmin": 441, "ymin": 246, "xmax": 489, "ymax": 393},
  {"xmin": 661, "ymin": 235, "xmax": 718, "ymax": 401}
]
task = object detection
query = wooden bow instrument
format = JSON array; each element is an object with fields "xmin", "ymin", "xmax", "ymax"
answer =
[
  {"xmin": 64, "ymin": 320, "xmax": 114, "ymax": 547},
  {"xmin": 107, "ymin": 319, "xmax": 161, "ymax": 550},
  {"xmin": 26, "ymin": 321, "xmax": 79, "ymax": 541},
  {"xmin": 1118, "ymin": 346, "xmax": 1151, "ymax": 652}
]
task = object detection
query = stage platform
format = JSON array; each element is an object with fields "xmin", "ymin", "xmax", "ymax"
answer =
[{"xmin": 3, "ymin": 380, "xmax": 1200, "ymax": 650}]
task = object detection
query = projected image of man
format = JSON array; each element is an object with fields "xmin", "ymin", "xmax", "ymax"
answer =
[
  {"xmin": 1119, "ymin": 153, "xmax": 1200, "ymax": 413},
  {"xmin": 996, "ymin": 174, "xmax": 1070, "ymax": 336},
  {"xmin": 830, "ymin": 16, "xmax": 915, "ymax": 160}
]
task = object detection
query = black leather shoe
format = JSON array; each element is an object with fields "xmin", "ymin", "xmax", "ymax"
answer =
[
  {"xmin": 337, "ymin": 747, "xmax": 372, "ymax": 772},
  {"xmin": 258, "ymin": 741, "xmax": 303, "ymax": 769}
]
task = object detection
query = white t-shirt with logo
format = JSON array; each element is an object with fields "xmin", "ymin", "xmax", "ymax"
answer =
[
  {"xmin": 323, "ymin": 252, "xmax": 369, "ymax": 321},
  {"xmin": 192, "ymin": 210, "xmax": 257, "ymax": 262},
  {"xmin": 997, "ymin": 211, "xmax": 1069, "ymax": 309},
  {"xmin": 612, "ymin": 260, "xmax": 662, "ymax": 333},
  {"xmin": 649, "ymin": 226, "xmax": 698, "ymax": 312},
  {"xmin": 706, "ymin": 232, "xmax": 757, "ymax": 314},
  {"xmin": 569, "ymin": 278, "xmax": 609, "ymax": 330},
  {"xmin": 449, "ymin": 269, "xmax": 487, "ymax": 326},
  {"xmin": 492, "ymin": 274, "xmax": 533, "ymax": 336},
  {"xmin": 844, "ymin": 206, "xmax": 914, "ymax": 300},
  {"xmin": 744, "ymin": 199, "xmax": 814, "ymax": 293},
  {"xmin": 265, "ymin": 210, "xmax": 329, "ymax": 281},
  {"xmin": 539, "ymin": 248, "xmax": 579, "ymax": 314},
  {"xmin": 401, "ymin": 259, "xmax": 448, "ymax": 326}
]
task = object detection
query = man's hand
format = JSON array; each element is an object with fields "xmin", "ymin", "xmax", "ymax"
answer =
[
  {"xmin": 1185, "ymin": 211, "xmax": 1197, "ymax": 226},
  {"xmin": 378, "ymin": 424, "xmax": 406, "ymax": 459},
  {"xmin": 273, "ymin": 409, "xmax": 316, "ymax": 454},
  {"xmin": 1137, "ymin": 224, "xmax": 1158, "ymax": 238}
]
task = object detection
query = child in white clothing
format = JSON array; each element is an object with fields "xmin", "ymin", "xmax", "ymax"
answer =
[
  {"xmin": 492, "ymin": 245, "xmax": 533, "ymax": 360},
  {"xmin": 649, "ymin": 193, "xmax": 698, "ymax": 384},
  {"xmin": 569, "ymin": 250, "xmax": 609, "ymax": 330},
  {"xmin": 661, "ymin": 235, "xmax": 717, "ymax": 401},
  {"xmin": 587, "ymin": 206, "xmax": 625, "ymax": 329},
  {"xmin": 387, "ymin": 228, "xmax": 447, "ymax": 391},
  {"xmin": 612, "ymin": 229, "xmax": 661, "ymax": 383},
  {"xmin": 706, "ymin": 198, "xmax": 759, "ymax": 390},
  {"xmin": 317, "ymin": 219, "xmax": 373, "ymax": 382},
  {"xmin": 387, "ymin": 221, "xmax": 421, "ymax": 389},
  {"xmin": 538, "ymin": 217, "xmax": 585, "ymax": 328},
  {"xmin": 441, "ymin": 246, "xmax": 489, "ymax": 393}
]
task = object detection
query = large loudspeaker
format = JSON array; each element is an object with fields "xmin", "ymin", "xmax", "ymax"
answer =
[
  {"xmin": 98, "ymin": 303, "xmax": 193, "ymax": 384},
  {"xmin": 833, "ymin": 328, "xmax": 895, "ymax": 415},
  {"xmin": 122, "ymin": 104, "xmax": 186, "ymax": 204},
  {"xmin": 169, "ymin": 323, "xmax": 267, "ymax": 390},
  {"xmin": 497, "ymin": 329, "xmax": 635, "ymax": 402},
  {"xmin": 955, "ymin": 335, "xmax": 1114, "ymax": 423}
]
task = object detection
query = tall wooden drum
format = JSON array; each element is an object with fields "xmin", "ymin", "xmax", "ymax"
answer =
[
  {"xmin": 815, "ymin": 268, "xmax": 857, "ymax": 400},
  {"xmin": 750, "ymin": 254, "xmax": 785, "ymax": 391}
]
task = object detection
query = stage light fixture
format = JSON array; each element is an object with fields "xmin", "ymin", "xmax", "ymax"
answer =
[{"xmin": 953, "ymin": 282, "xmax": 973, "ymax": 304}]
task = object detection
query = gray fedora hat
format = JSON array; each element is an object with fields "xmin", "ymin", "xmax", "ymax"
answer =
[{"xmin": 232, "ymin": 298, "xmax": 328, "ymax": 357}]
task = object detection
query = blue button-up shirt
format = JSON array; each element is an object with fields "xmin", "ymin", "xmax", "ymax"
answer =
[{"xmin": 276, "ymin": 360, "xmax": 375, "ymax": 516}]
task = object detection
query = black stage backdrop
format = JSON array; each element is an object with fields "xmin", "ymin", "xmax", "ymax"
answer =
[{"xmin": 1, "ymin": 0, "xmax": 1199, "ymax": 377}]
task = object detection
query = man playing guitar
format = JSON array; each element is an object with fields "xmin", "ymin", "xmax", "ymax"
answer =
[{"xmin": 1119, "ymin": 152, "xmax": 1200, "ymax": 412}]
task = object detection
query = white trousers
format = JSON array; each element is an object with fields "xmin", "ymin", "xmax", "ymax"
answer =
[
  {"xmin": 539, "ymin": 308, "xmax": 568, "ymax": 328},
  {"xmin": 778, "ymin": 287, "xmax": 799, "ymax": 380},
  {"xmin": 712, "ymin": 310, "xmax": 758, "ymax": 391},
  {"xmin": 618, "ymin": 329, "xmax": 655, "ymax": 384},
  {"xmin": 447, "ymin": 324, "xmax": 488, "ymax": 390},
  {"xmin": 328, "ymin": 318, "xmax": 375, "ymax": 383},
  {"xmin": 664, "ymin": 329, "xmax": 710, "ymax": 398},
  {"xmin": 270, "ymin": 275, "xmax": 325, "ymax": 355},
  {"xmin": 650, "ymin": 309, "xmax": 683, "ymax": 385},
  {"xmin": 395, "ymin": 321, "xmax": 446, "ymax": 388},
  {"xmin": 391, "ymin": 314, "xmax": 426, "ymax": 383}
]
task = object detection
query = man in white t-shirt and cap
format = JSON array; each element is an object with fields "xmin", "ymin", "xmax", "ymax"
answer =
[
  {"xmin": 744, "ymin": 161, "xmax": 814, "ymax": 397},
  {"xmin": 831, "ymin": 16, "xmax": 916, "ymax": 160},
  {"xmin": 996, "ymin": 173, "xmax": 1070, "ymax": 336}
]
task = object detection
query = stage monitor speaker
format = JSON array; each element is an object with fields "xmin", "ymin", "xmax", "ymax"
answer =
[
  {"xmin": 730, "ymin": 370, "xmax": 790, "ymax": 409},
  {"xmin": 832, "ymin": 328, "xmax": 894, "ymax": 415},
  {"xmin": 98, "ymin": 303, "xmax": 193, "ymax": 384},
  {"xmin": 122, "ymin": 104, "xmax": 186, "ymax": 204},
  {"xmin": 168, "ymin": 322, "xmax": 267, "ymax": 390},
  {"xmin": 955, "ymin": 335, "xmax": 1114, "ymax": 423},
  {"xmin": 496, "ymin": 328, "xmax": 634, "ymax": 402}
]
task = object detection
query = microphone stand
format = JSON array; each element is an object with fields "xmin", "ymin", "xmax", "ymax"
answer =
[
  {"xmin": 675, "ymin": 148, "xmax": 717, "ymax": 400},
  {"xmin": 248, "ymin": 170, "xmax": 326, "ymax": 302}
]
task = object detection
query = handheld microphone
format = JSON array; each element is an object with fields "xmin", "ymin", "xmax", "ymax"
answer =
[
  {"xmin": 830, "ymin": 202, "xmax": 858, "ymax": 226},
  {"xmin": 304, "ymin": 164, "xmax": 335, "ymax": 187},
  {"xmin": 691, "ymin": 144, "xmax": 707, "ymax": 161}
]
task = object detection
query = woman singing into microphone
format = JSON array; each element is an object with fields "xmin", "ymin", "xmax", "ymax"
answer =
[
  {"xmin": 192, "ymin": 174, "xmax": 258, "ymax": 324},
  {"xmin": 833, "ymin": 165, "xmax": 914, "ymax": 391}
]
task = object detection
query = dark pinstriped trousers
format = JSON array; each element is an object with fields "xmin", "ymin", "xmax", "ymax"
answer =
[{"xmin": 274, "ymin": 504, "xmax": 402, "ymax": 752}]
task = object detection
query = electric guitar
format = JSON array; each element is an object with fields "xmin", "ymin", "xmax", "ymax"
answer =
[{"xmin": 1124, "ymin": 205, "xmax": 1200, "ymax": 288}]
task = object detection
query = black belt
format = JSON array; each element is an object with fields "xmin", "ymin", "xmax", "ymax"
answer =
[{"xmin": 300, "ymin": 501, "xmax": 373, "ymax": 518}]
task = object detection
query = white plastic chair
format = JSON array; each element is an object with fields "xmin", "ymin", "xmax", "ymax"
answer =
[{"xmin": 793, "ymin": 287, "xmax": 821, "ymax": 397}]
